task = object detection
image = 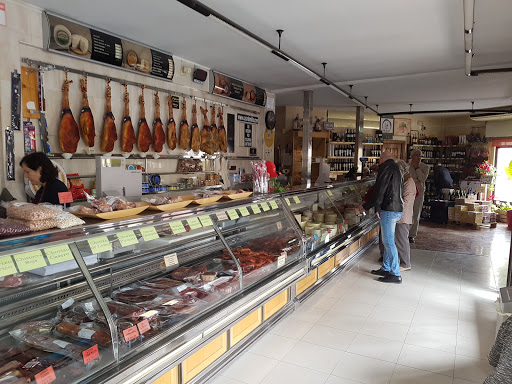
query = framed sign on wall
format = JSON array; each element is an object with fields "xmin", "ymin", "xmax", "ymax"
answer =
[{"xmin": 380, "ymin": 117, "xmax": 394, "ymax": 140}]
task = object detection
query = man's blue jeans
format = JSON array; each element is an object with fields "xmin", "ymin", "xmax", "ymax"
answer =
[{"xmin": 379, "ymin": 211, "xmax": 403, "ymax": 277}]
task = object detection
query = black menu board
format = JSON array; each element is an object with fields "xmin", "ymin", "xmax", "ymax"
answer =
[
  {"xmin": 213, "ymin": 71, "xmax": 266, "ymax": 107},
  {"xmin": 150, "ymin": 50, "xmax": 174, "ymax": 80},
  {"xmin": 90, "ymin": 29, "xmax": 123, "ymax": 66}
]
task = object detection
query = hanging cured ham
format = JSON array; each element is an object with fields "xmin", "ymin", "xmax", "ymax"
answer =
[
  {"xmin": 167, "ymin": 95, "xmax": 177, "ymax": 150},
  {"xmin": 121, "ymin": 84, "xmax": 136, "ymax": 153},
  {"xmin": 136, "ymin": 85, "xmax": 152, "ymax": 153},
  {"xmin": 179, "ymin": 99, "xmax": 190, "ymax": 150},
  {"xmin": 79, "ymin": 76, "xmax": 95, "ymax": 148},
  {"xmin": 190, "ymin": 102, "xmax": 201, "ymax": 152},
  {"xmin": 101, "ymin": 80, "xmax": 117, "ymax": 153},
  {"xmin": 59, "ymin": 73, "xmax": 80, "ymax": 154},
  {"xmin": 152, "ymin": 92, "xmax": 165, "ymax": 153},
  {"xmin": 200, "ymin": 104, "xmax": 215, "ymax": 155},
  {"xmin": 210, "ymin": 104, "xmax": 218, "ymax": 153},
  {"xmin": 218, "ymin": 106, "xmax": 228, "ymax": 152}
]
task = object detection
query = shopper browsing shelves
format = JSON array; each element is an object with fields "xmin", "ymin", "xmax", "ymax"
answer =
[{"xmin": 408, "ymin": 149, "xmax": 429, "ymax": 243}]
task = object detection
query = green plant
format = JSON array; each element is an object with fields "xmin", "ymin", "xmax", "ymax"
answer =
[
  {"xmin": 505, "ymin": 160, "xmax": 512, "ymax": 180},
  {"xmin": 493, "ymin": 201, "xmax": 512, "ymax": 212},
  {"xmin": 273, "ymin": 181, "xmax": 290, "ymax": 193}
]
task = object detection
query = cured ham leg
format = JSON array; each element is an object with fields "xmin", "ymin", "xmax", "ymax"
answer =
[
  {"xmin": 218, "ymin": 106, "xmax": 228, "ymax": 152},
  {"xmin": 79, "ymin": 76, "xmax": 95, "ymax": 148},
  {"xmin": 179, "ymin": 99, "xmax": 190, "ymax": 150},
  {"xmin": 200, "ymin": 104, "xmax": 215, "ymax": 155},
  {"xmin": 101, "ymin": 80, "xmax": 117, "ymax": 153},
  {"xmin": 190, "ymin": 102, "xmax": 201, "ymax": 152},
  {"xmin": 136, "ymin": 85, "xmax": 152, "ymax": 153},
  {"xmin": 167, "ymin": 95, "xmax": 177, "ymax": 150},
  {"xmin": 59, "ymin": 73, "xmax": 80, "ymax": 154},
  {"xmin": 152, "ymin": 92, "xmax": 165, "ymax": 153},
  {"xmin": 121, "ymin": 84, "xmax": 136, "ymax": 153},
  {"xmin": 210, "ymin": 104, "xmax": 218, "ymax": 153}
]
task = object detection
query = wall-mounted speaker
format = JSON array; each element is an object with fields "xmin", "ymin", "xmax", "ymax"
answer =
[{"xmin": 193, "ymin": 68, "xmax": 208, "ymax": 84}]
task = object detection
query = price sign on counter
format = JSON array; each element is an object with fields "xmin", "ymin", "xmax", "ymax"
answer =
[
  {"xmin": 250, "ymin": 204, "xmax": 261, "ymax": 214},
  {"xmin": 58, "ymin": 191, "xmax": 73, "ymax": 204},
  {"xmin": 13, "ymin": 250, "xmax": 46, "ymax": 272},
  {"xmin": 187, "ymin": 218, "xmax": 202, "ymax": 230},
  {"xmin": 164, "ymin": 252, "xmax": 179, "ymax": 268},
  {"xmin": 239, "ymin": 207, "xmax": 250, "ymax": 217},
  {"xmin": 44, "ymin": 244, "xmax": 74, "ymax": 265},
  {"xmin": 123, "ymin": 325, "xmax": 139, "ymax": 342},
  {"xmin": 284, "ymin": 198, "xmax": 291, "ymax": 206},
  {"xmin": 140, "ymin": 226, "xmax": 159, "ymax": 242},
  {"xmin": 276, "ymin": 221, "xmax": 282, "ymax": 230},
  {"xmin": 137, "ymin": 319, "xmax": 151, "ymax": 335},
  {"xmin": 117, "ymin": 231, "xmax": 139, "ymax": 247},
  {"xmin": 293, "ymin": 196, "xmax": 301, "ymax": 204},
  {"xmin": 199, "ymin": 215, "xmax": 213, "ymax": 227},
  {"xmin": 216, "ymin": 212, "xmax": 228, "ymax": 221},
  {"xmin": 169, "ymin": 221, "xmax": 186, "ymax": 234},
  {"xmin": 277, "ymin": 254, "xmax": 286, "ymax": 268},
  {"xmin": 87, "ymin": 237, "xmax": 112, "ymax": 254},
  {"xmin": 0, "ymin": 255, "xmax": 18, "ymax": 277},
  {"xmin": 270, "ymin": 201, "xmax": 279, "ymax": 210},
  {"xmin": 35, "ymin": 366, "xmax": 56, "ymax": 384},
  {"xmin": 83, "ymin": 344, "xmax": 99, "ymax": 365},
  {"xmin": 261, "ymin": 202, "xmax": 270, "ymax": 212},
  {"xmin": 327, "ymin": 190, "xmax": 333, "ymax": 197},
  {"xmin": 227, "ymin": 209, "xmax": 239, "ymax": 220}
]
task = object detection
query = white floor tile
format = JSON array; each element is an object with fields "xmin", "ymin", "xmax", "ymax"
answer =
[
  {"xmin": 303, "ymin": 295, "xmax": 340, "ymax": 310},
  {"xmin": 389, "ymin": 364, "xmax": 453, "ymax": 384},
  {"xmin": 324, "ymin": 376, "xmax": 362, "ymax": 384},
  {"xmin": 330, "ymin": 298, "xmax": 375, "ymax": 317},
  {"xmin": 247, "ymin": 333, "xmax": 298, "ymax": 360},
  {"xmin": 453, "ymin": 355, "xmax": 494, "ymax": 383},
  {"xmin": 282, "ymin": 341, "xmax": 345, "ymax": 374},
  {"xmin": 457, "ymin": 319, "xmax": 496, "ymax": 339},
  {"xmin": 260, "ymin": 362, "xmax": 330, "ymax": 384},
  {"xmin": 270, "ymin": 318, "xmax": 314, "ymax": 340},
  {"xmin": 456, "ymin": 333, "xmax": 495, "ymax": 359},
  {"xmin": 377, "ymin": 294, "xmax": 419, "ymax": 312},
  {"xmin": 341, "ymin": 287, "xmax": 384, "ymax": 305},
  {"xmin": 301, "ymin": 325, "xmax": 357, "ymax": 351},
  {"xmin": 317, "ymin": 310, "xmax": 367, "ymax": 333},
  {"xmin": 414, "ymin": 301, "xmax": 460, "ymax": 320},
  {"xmin": 368, "ymin": 305, "xmax": 415, "ymax": 325},
  {"xmin": 411, "ymin": 313, "xmax": 458, "ymax": 335},
  {"xmin": 359, "ymin": 317, "xmax": 410, "ymax": 342},
  {"xmin": 347, "ymin": 333, "xmax": 403, "ymax": 363},
  {"xmin": 453, "ymin": 379, "xmax": 485, "ymax": 384},
  {"xmin": 220, "ymin": 352, "xmax": 279, "ymax": 384},
  {"xmin": 405, "ymin": 326, "xmax": 457, "ymax": 353},
  {"xmin": 207, "ymin": 376, "xmax": 246, "ymax": 384},
  {"xmin": 332, "ymin": 352, "xmax": 396, "ymax": 384},
  {"xmin": 290, "ymin": 305, "xmax": 328, "ymax": 324},
  {"xmin": 384, "ymin": 283, "xmax": 424, "ymax": 300},
  {"xmin": 397, "ymin": 344, "xmax": 455, "ymax": 376}
]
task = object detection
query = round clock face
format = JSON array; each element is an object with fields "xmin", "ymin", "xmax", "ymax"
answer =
[{"xmin": 265, "ymin": 111, "xmax": 276, "ymax": 130}]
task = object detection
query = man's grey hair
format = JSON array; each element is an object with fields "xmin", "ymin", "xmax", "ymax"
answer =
[
  {"xmin": 410, "ymin": 148, "xmax": 422, "ymax": 157},
  {"xmin": 396, "ymin": 160, "xmax": 409, "ymax": 176}
]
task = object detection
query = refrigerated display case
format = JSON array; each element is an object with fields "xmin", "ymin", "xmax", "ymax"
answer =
[{"xmin": 0, "ymin": 179, "xmax": 378, "ymax": 384}]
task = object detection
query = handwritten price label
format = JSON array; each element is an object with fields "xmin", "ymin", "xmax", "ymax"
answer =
[
  {"xmin": 83, "ymin": 344, "xmax": 99, "ymax": 365},
  {"xmin": 44, "ymin": 244, "xmax": 74, "ymax": 265},
  {"xmin": 250, "ymin": 204, "xmax": 261, "ymax": 214},
  {"xmin": 169, "ymin": 221, "xmax": 186, "ymax": 234},
  {"xmin": 216, "ymin": 212, "xmax": 228, "ymax": 221},
  {"xmin": 269, "ymin": 201, "xmax": 279, "ymax": 210},
  {"xmin": 35, "ymin": 366, "xmax": 56, "ymax": 384},
  {"xmin": 261, "ymin": 202, "xmax": 270, "ymax": 212},
  {"xmin": 327, "ymin": 190, "xmax": 333, "ymax": 197},
  {"xmin": 13, "ymin": 250, "xmax": 46, "ymax": 272},
  {"xmin": 276, "ymin": 221, "xmax": 282, "ymax": 230},
  {"xmin": 87, "ymin": 237, "xmax": 112, "ymax": 254},
  {"xmin": 58, "ymin": 191, "xmax": 73, "ymax": 204},
  {"xmin": 277, "ymin": 255, "xmax": 286, "ymax": 268},
  {"xmin": 137, "ymin": 319, "xmax": 151, "ymax": 335},
  {"xmin": 187, "ymin": 218, "xmax": 202, "ymax": 230},
  {"xmin": 164, "ymin": 253, "xmax": 179, "ymax": 267},
  {"xmin": 284, "ymin": 198, "xmax": 291, "ymax": 206},
  {"xmin": 140, "ymin": 226, "xmax": 159, "ymax": 242},
  {"xmin": 293, "ymin": 196, "xmax": 301, "ymax": 204},
  {"xmin": 227, "ymin": 209, "xmax": 239, "ymax": 220},
  {"xmin": 199, "ymin": 215, "xmax": 213, "ymax": 227},
  {"xmin": 123, "ymin": 325, "xmax": 139, "ymax": 342},
  {"xmin": 239, "ymin": 207, "xmax": 250, "ymax": 216},
  {"xmin": 117, "ymin": 231, "xmax": 139, "ymax": 247},
  {"xmin": 0, "ymin": 256, "xmax": 17, "ymax": 277}
]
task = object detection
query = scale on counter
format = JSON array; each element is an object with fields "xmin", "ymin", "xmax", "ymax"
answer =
[{"xmin": 95, "ymin": 156, "xmax": 142, "ymax": 200}]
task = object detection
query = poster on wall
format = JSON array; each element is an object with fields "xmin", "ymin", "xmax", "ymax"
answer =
[
  {"xmin": 11, "ymin": 70, "xmax": 20, "ymax": 131},
  {"xmin": 212, "ymin": 72, "xmax": 266, "ymax": 107},
  {"xmin": 380, "ymin": 117, "xmax": 394, "ymax": 140},
  {"xmin": 44, "ymin": 12, "xmax": 174, "ymax": 81},
  {"xmin": 227, "ymin": 113, "xmax": 235, "ymax": 153},
  {"xmin": 394, "ymin": 118, "xmax": 411, "ymax": 136},
  {"xmin": 5, "ymin": 128, "xmax": 14, "ymax": 181},
  {"xmin": 244, "ymin": 124, "xmax": 252, "ymax": 147}
]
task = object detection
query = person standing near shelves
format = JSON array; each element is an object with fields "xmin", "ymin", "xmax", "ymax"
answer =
[
  {"xmin": 359, "ymin": 151, "xmax": 404, "ymax": 284},
  {"xmin": 433, "ymin": 163, "xmax": 453, "ymax": 195},
  {"xmin": 408, "ymin": 149, "xmax": 429, "ymax": 243}
]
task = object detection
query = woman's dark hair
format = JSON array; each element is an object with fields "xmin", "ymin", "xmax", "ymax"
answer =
[{"xmin": 20, "ymin": 152, "xmax": 58, "ymax": 183}]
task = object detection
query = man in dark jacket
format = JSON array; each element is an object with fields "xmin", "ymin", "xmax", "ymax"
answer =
[
  {"xmin": 360, "ymin": 151, "xmax": 404, "ymax": 283},
  {"xmin": 433, "ymin": 163, "xmax": 453, "ymax": 195}
]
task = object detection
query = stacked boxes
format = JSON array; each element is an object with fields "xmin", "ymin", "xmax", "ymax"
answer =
[
  {"xmin": 448, "ymin": 207, "xmax": 455, "ymax": 222},
  {"xmin": 454, "ymin": 205, "xmax": 468, "ymax": 222}
]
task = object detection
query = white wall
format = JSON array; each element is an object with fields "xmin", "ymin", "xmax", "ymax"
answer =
[
  {"xmin": 0, "ymin": 0, "xmax": 273, "ymax": 200},
  {"xmin": 486, "ymin": 120, "xmax": 512, "ymax": 137}
]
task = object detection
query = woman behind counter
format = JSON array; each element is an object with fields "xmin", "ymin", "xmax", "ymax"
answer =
[{"xmin": 20, "ymin": 152, "xmax": 68, "ymax": 205}]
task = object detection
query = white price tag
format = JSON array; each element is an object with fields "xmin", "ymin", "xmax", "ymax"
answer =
[
  {"xmin": 53, "ymin": 339, "xmax": 70, "ymax": 349},
  {"xmin": 163, "ymin": 299, "xmax": 179, "ymax": 306},
  {"xmin": 277, "ymin": 255, "xmax": 286, "ymax": 268},
  {"xmin": 276, "ymin": 221, "xmax": 282, "ymax": 230},
  {"xmin": 216, "ymin": 212, "xmax": 229, "ymax": 221},
  {"xmin": 84, "ymin": 302, "xmax": 95, "ymax": 312},
  {"xmin": 77, "ymin": 328, "xmax": 96, "ymax": 340},
  {"xmin": 164, "ymin": 253, "xmax": 179, "ymax": 268},
  {"xmin": 177, "ymin": 284, "xmax": 188, "ymax": 292},
  {"xmin": 140, "ymin": 310, "xmax": 159, "ymax": 318},
  {"xmin": 61, "ymin": 298, "xmax": 74, "ymax": 309}
]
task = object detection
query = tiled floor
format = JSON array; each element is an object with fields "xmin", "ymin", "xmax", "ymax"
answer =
[{"xmin": 207, "ymin": 232, "xmax": 510, "ymax": 384}]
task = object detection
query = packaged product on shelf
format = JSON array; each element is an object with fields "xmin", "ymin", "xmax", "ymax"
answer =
[
  {"xmin": 0, "ymin": 219, "xmax": 31, "ymax": 238},
  {"xmin": 16, "ymin": 320, "xmax": 56, "ymax": 335},
  {"xmin": 72, "ymin": 193, "xmax": 138, "ymax": 214},
  {"xmin": 143, "ymin": 195, "xmax": 182, "ymax": 206},
  {"xmin": 170, "ymin": 266, "xmax": 207, "ymax": 283},
  {"xmin": 176, "ymin": 158, "xmax": 202, "ymax": 172},
  {"xmin": 55, "ymin": 322, "xmax": 111, "ymax": 348},
  {"xmin": 7, "ymin": 202, "xmax": 58, "ymax": 221},
  {"xmin": 0, "ymin": 274, "xmax": 27, "ymax": 288},
  {"xmin": 8, "ymin": 217, "xmax": 57, "ymax": 232},
  {"xmin": 113, "ymin": 287, "xmax": 161, "ymax": 305},
  {"xmin": 66, "ymin": 175, "xmax": 88, "ymax": 200},
  {"xmin": 54, "ymin": 212, "xmax": 85, "ymax": 229},
  {"xmin": 142, "ymin": 278, "xmax": 183, "ymax": 290}
]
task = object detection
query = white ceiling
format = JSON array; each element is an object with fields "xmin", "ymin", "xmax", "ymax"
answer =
[{"xmin": 23, "ymin": 0, "xmax": 512, "ymax": 114}]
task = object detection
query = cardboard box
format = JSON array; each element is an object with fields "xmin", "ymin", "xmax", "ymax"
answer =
[
  {"xmin": 455, "ymin": 198, "xmax": 469, "ymax": 205},
  {"xmin": 482, "ymin": 212, "xmax": 491, "ymax": 224},
  {"xmin": 475, "ymin": 200, "xmax": 492, "ymax": 207},
  {"xmin": 465, "ymin": 203, "xmax": 480, "ymax": 211},
  {"xmin": 477, "ymin": 205, "xmax": 490, "ymax": 213},
  {"xmin": 459, "ymin": 211, "xmax": 469, "ymax": 223},
  {"xmin": 448, "ymin": 207, "xmax": 455, "ymax": 220},
  {"xmin": 468, "ymin": 211, "xmax": 483, "ymax": 224},
  {"xmin": 455, "ymin": 205, "xmax": 468, "ymax": 212}
]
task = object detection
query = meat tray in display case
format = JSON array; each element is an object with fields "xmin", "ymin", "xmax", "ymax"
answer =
[{"xmin": 0, "ymin": 194, "xmax": 304, "ymax": 383}]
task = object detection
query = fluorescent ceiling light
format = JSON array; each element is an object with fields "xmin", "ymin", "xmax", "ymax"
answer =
[{"xmin": 470, "ymin": 113, "xmax": 512, "ymax": 121}]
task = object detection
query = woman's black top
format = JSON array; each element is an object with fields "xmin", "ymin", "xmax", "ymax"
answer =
[{"xmin": 34, "ymin": 179, "xmax": 69, "ymax": 205}]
